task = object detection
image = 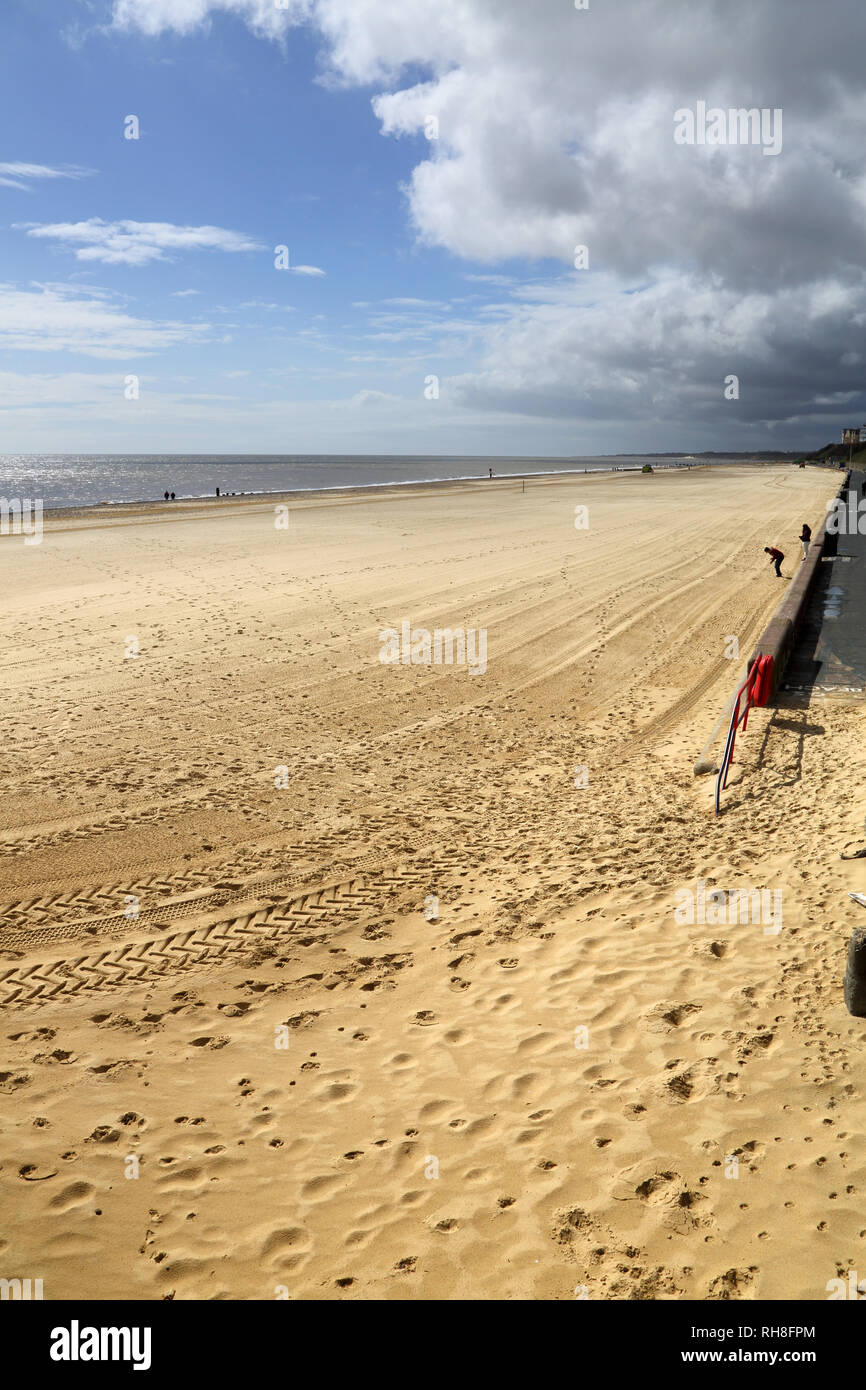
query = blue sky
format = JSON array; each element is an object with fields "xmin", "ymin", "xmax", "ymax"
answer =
[
  {"xmin": 2, "ymin": 0, "xmax": 865, "ymax": 454},
  {"xmin": 1, "ymin": 1, "xmax": 548, "ymax": 452}
]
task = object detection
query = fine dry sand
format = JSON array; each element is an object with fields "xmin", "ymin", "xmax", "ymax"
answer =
[{"xmin": 1, "ymin": 463, "xmax": 864, "ymax": 1301}]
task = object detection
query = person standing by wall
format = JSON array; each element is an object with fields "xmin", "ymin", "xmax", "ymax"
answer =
[{"xmin": 799, "ymin": 522, "xmax": 811, "ymax": 560}]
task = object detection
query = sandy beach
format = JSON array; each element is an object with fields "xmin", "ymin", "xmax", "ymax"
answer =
[{"xmin": 2, "ymin": 462, "xmax": 865, "ymax": 1301}]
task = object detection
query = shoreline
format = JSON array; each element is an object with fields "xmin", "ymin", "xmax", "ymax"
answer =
[{"xmin": 25, "ymin": 457, "xmax": 792, "ymax": 524}]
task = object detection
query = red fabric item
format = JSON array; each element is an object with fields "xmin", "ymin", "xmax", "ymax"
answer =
[{"xmin": 751, "ymin": 653, "xmax": 774, "ymax": 706}]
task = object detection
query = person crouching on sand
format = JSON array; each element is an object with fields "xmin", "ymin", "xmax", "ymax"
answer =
[
  {"xmin": 799, "ymin": 523, "xmax": 811, "ymax": 560},
  {"xmin": 764, "ymin": 545, "xmax": 784, "ymax": 577}
]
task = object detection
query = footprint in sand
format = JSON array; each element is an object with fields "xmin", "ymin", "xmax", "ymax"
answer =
[
  {"xmin": 707, "ymin": 1267, "xmax": 758, "ymax": 1300},
  {"xmin": 300, "ymin": 1174, "xmax": 345, "ymax": 1201},
  {"xmin": 0, "ymin": 1073, "xmax": 31, "ymax": 1091},
  {"xmin": 157, "ymin": 1164, "xmax": 205, "ymax": 1191},
  {"xmin": 462, "ymin": 1115, "xmax": 497, "ymax": 1138},
  {"xmin": 155, "ymin": 1258, "xmax": 208, "ymax": 1288},
  {"xmin": 418, "ymin": 1099, "xmax": 452, "ymax": 1121},
  {"xmin": 642, "ymin": 1001, "xmax": 703, "ymax": 1034},
  {"xmin": 319, "ymin": 1080, "xmax": 357, "ymax": 1102},
  {"xmin": 345, "ymin": 1229, "xmax": 375, "ymax": 1248},
  {"xmin": 448, "ymin": 953, "xmax": 474, "ymax": 970},
  {"xmin": 49, "ymin": 1181, "xmax": 95, "ymax": 1211},
  {"xmin": 87, "ymin": 1126, "xmax": 121, "ymax": 1143},
  {"xmin": 659, "ymin": 1057, "xmax": 730, "ymax": 1105},
  {"xmin": 509, "ymin": 1073, "xmax": 539, "ymax": 1100},
  {"xmin": 19, "ymin": 1164, "xmax": 58, "ymax": 1181},
  {"xmin": 634, "ymin": 1170, "xmax": 685, "ymax": 1205},
  {"xmin": 260, "ymin": 1227, "xmax": 311, "ymax": 1262}
]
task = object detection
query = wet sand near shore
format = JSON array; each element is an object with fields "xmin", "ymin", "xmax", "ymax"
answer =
[
  {"xmin": 29, "ymin": 456, "xmax": 786, "ymax": 526},
  {"xmin": 1, "ymin": 463, "xmax": 864, "ymax": 1301}
]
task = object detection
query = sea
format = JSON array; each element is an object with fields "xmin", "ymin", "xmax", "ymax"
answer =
[{"xmin": 0, "ymin": 453, "xmax": 752, "ymax": 512}]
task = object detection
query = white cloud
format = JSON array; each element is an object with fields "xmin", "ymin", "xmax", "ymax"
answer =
[
  {"xmin": 380, "ymin": 296, "xmax": 449, "ymax": 308},
  {"xmin": 0, "ymin": 370, "xmax": 138, "ymax": 408},
  {"xmin": 107, "ymin": 0, "xmax": 866, "ymax": 286},
  {"xmin": 463, "ymin": 274, "xmax": 517, "ymax": 287},
  {"xmin": 172, "ymin": 288, "xmax": 201, "ymax": 296},
  {"xmin": 239, "ymin": 300, "xmax": 294, "ymax": 310},
  {"xmin": 110, "ymin": 0, "xmax": 314, "ymax": 40},
  {"xmin": 101, "ymin": 0, "xmax": 866, "ymax": 443},
  {"xmin": 290, "ymin": 264, "xmax": 326, "ymax": 276},
  {"xmin": 0, "ymin": 161, "xmax": 94, "ymax": 191},
  {"xmin": 444, "ymin": 267, "xmax": 866, "ymax": 437},
  {"xmin": 335, "ymin": 388, "xmax": 400, "ymax": 407},
  {"xmin": 0, "ymin": 282, "xmax": 214, "ymax": 358},
  {"xmin": 16, "ymin": 218, "xmax": 263, "ymax": 266}
]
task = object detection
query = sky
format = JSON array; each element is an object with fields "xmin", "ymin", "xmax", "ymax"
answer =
[{"xmin": 2, "ymin": 0, "xmax": 866, "ymax": 455}]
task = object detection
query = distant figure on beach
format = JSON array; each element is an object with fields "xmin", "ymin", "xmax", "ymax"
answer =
[
  {"xmin": 489, "ymin": 468, "xmax": 493, "ymax": 478},
  {"xmin": 799, "ymin": 523, "xmax": 811, "ymax": 559},
  {"xmin": 216, "ymin": 487, "xmax": 220, "ymax": 497},
  {"xmin": 163, "ymin": 491, "xmax": 169, "ymax": 501},
  {"xmin": 170, "ymin": 492, "xmax": 175, "ymax": 501},
  {"xmin": 764, "ymin": 545, "xmax": 784, "ymax": 577}
]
